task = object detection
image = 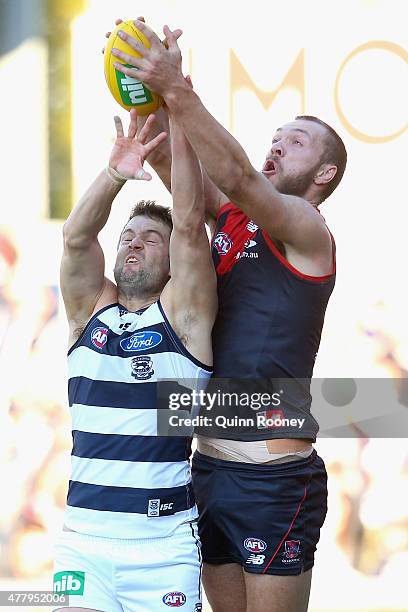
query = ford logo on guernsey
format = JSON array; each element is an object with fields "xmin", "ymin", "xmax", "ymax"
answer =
[
  {"xmin": 244, "ymin": 537, "xmax": 267, "ymax": 553},
  {"xmin": 162, "ymin": 591, "xmax": 186, "ymax": 607},
  {"xmin": 91, "ymin": 327, "xmax": 108, "ymax": 349},
  {"xmin": 120, "ymin": 331, "xmax": 163, "ymax": 352}
]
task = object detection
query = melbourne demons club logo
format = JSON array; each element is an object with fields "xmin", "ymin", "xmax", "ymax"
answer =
[
  {"xmin": 90, "ymin": 327, "xmax": 108, "ymax": 349},
  {"xmin": 213, "ymin": 232, "xmax": 233, "ymax": 255},
  {"xmin": 283, "ymin": 540, "xmax": 301, "ymax": 560}
]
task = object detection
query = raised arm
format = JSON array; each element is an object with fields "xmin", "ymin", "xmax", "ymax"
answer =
[
  {"xmin": 136, "ymin": 105, "xmax": 226, "ymax": 228},
  {"xmin": 160, "ymin": 114, "xmax": 217, "ymax": 366},
  {"xmin": 111, "ymin": 23, "xmax": 332, "ymax": 256},
  {"xmin": 61, "ymin": 110, "xmax": 167, "ymax": 345},
  {"xmin": 104, "ymin": 18, "xmax": 224, "ymax": 223}
]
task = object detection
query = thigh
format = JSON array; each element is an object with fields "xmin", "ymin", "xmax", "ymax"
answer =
[
  {"xmin": 244, "ymin": 568, "xmax": 312, "ymax": 612},
  {"xmin": 202, "ymin": 562, "xmax": 246, "ymax": 612},
  {"xmin": 117, "ymin": 523, "xmax": 202, "ymax": 612},
  {"xmin": 53, "ymin": 532, "xmax": 121, "ymax": 612},
  {"xmin": 192, "ymin": 452, "xmax": 241, "ymax": 565},
  {"xmin": 193, "ymin": 450, "xmax": 327, "ymax": 578}
]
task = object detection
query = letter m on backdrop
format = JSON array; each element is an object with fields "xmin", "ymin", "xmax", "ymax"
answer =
[{"xmin": 229, "ymin": 50, "xmax": 305, "ymax": 131}]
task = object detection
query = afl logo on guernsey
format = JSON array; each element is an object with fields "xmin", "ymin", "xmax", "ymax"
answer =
[
  {"xmin": 244, "ymin": 537, "xmax": 267, "ymax": 553},
  {"xmin": 213, "ymin": 232, "xmax": 233, "ymax": 255},
  {"xmin": 91, "ymin": 327, "xmax": 108, "ymax": 349},
  {"xmin": 120, "ymin": 331, "xmax": 162, "ymax": 352},
  {"xmin": 162, "ymin": 591, "xmax": 186, "ymax": 607}
]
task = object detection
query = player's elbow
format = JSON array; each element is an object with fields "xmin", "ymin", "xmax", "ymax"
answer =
[{"xmin": 62, "ymin": 223, "xmax": 90, "ymax": 251}]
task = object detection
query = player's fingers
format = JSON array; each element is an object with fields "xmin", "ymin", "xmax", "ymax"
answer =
[
  {"xmin": 143, "ymin": 130, "xmax": 168, "ymax": 156},
  {"xmin": 137, "ymin": 114, "xmax": 156, "ymax": 144},
  {"xmin": 114, "ymin": 115, "xmax": 124, "ymax": 138},
  {"xmin": 185, "ymin": 74, "xmax": 193, "ymax": 89},
  {"xmin": 136, "ymin": 16, "xmax": 145, "ymax": 22},
  {"xmin": 163, "ymin": 25, "xmax": 182, "ymax": 50},
  {"xmin": 128, "ymin": 109, "xmax": 139, "ymax": 139},
  {"xmin": 162, "ymin": 28, "xmax": 183, "ymax": 49},
  {"xmin": 135, "ymin": 167, "xmax": 152, "ymax": 181},
  {"xmin": 112, "ymin": 49, "xmax": 144, "ymax": 71},
  {"xmin": 134, "ymin": 19, "xmax": 161, "ymax": 47},
  {"xmin": 115, "ymin": 18, "xmax": 123, "ymax": 25},
  {"xmin": 114, "ymin": 33, "xmax": 145, "ymax": 57},
  {"xmin": 113, "ymin": 62, "xmax": 144, "ymax": 80}
]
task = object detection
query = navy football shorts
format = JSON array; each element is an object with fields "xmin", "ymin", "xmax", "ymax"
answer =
[{"xmin": 191, "ymin": 449, "xmax": 327, "ymax": 575}]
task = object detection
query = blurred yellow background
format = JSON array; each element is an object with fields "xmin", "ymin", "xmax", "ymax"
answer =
[{"xmin": 0, "ymin": 0, "xmax": 407, "ymax": 610}]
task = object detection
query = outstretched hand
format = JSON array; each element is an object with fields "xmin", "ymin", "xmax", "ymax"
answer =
[
  {"xmin": 109, "ymin": 109, "xmax": 167, "ymax": 181},
  {"xmin": 111, "ymin": 20, "xmax": 185, "ymax": 99}
]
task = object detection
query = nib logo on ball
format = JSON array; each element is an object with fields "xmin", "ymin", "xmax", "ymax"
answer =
[
  {"xmin": 117, "ymin": 71, "xmax": 153, "ymax": 106},
  {"xmin": 104, "ymin": 19, "xmax": 163, "ymax": 115}
]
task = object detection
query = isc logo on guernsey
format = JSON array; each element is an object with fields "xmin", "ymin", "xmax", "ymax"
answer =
[
  {"xmin": 120, "ymin": 331, "xmax": 162, "ymax": 352},
  {"xmin": 162, "ymin": 591, "xmax": 186, "ymax": 607}
]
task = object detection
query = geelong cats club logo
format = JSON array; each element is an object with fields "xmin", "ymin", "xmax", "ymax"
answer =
[{"xmin": 131, "ymin": 355, "xmax": 154, "ymax": 380}]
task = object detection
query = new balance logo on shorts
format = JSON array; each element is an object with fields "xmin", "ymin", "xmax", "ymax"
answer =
[{"xmin": 246, "ymin": 554, "xmax": 265, "ymax": 565}]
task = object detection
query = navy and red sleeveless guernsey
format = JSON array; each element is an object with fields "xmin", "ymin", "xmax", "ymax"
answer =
[{"xmin": 208, "ymin": 202, "xmax": 335, "ymax": 442}]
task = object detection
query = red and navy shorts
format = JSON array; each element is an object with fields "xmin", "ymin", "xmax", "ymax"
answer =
[{"xmin": 191, "ymin": 449, "xmax": 327, "ymax": 575}]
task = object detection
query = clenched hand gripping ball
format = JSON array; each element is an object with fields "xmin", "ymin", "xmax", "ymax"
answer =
[{"xmin": 104, "ymin": 19, "xmax": 163, "ymax": 115}]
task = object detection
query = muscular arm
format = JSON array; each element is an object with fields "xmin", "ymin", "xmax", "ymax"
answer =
[
  {"xmin": 61, "ymin": 112, "xmax": 167, "ymax": 341},
  {"xmin": 137, "ymin": 107, "xmax": 226, "ymax": 226},
  {"xmin": 164, "ymin": 85, "xmax": 329, "ymax": 253},
  {"xmin": 60, "ymin": 170, "xmax": 120, "ymax": 330},
  {"xmin": 112, "ymin": 23, "xmax": 330, "ymax": 253},
  {"xmin": 161, "ymin": 115, "xmax": 217, "ymax": 366}
]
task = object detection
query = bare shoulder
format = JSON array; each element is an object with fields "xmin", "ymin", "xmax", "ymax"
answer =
[
  {"xmin": 281, "ymin": 208, "xmax": 334, "ymax": 276},
  {"xmin": 67, "ymin": 278, "xmax": 118, "ymax": 349}
]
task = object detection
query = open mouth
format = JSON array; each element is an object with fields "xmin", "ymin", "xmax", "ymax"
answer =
[
  {"xmin": 262, "ymin": 159, "xmax": 277, "ymax": 175},
  {"xmin": 125, "ymin": 256, "xmax": 140, "ymax": 264}
]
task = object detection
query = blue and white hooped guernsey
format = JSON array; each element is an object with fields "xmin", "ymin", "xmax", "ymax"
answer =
[{"xmin": 65, "ymin": 301, "xmax": 212, "ymax": 538}]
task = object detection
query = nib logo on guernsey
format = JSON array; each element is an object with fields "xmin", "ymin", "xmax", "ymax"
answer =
[
  {"xmin": 53, "ymin": 571, "xmax": 85, "ymax": 595},
  {"xmin": 116, "ymin": 67, "xmax": 153, "ymax": 106}
]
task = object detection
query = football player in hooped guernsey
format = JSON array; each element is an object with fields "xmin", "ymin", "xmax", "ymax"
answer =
[
  {"xmin": 54, "ymin": 109, "xmax": 217, "ymax": 612},
  {"xmin": 111, "ymin": 20, "xmax": 347, "ymax": 612}
]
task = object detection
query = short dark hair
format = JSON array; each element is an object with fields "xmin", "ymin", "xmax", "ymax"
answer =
[
  {"xmin": 117, "ymin": 200, "xmax": 172, "ymax": 249},
  {"xmin": 295, "ymin": 115, "xmax": 347, "ymax": 201},
  {"xmin": 127, "ymin": 200, "xmax": 173, "ymax": 231}
]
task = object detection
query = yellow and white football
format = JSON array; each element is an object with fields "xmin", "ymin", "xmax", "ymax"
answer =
[{"xmin": 104, "ymin": 19, "xmax": 163, "ymax": 115}]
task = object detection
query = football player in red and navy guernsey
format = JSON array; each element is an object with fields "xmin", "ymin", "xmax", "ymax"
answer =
[{"xmin": 110, "ymin": 20, "xmax": 347, "ymax": 612}]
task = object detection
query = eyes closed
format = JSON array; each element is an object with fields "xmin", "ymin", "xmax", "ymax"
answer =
[{"xmin": 121, "ymin": 231, "xmax": 162, "ymax": 246}]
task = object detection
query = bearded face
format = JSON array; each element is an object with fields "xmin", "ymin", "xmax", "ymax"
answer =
[
  {"xmin": 113, "ymin": 262, "xmax": 169, "ymax": 299},
  {"xmin": 114, "ymin": 216, "xmax": 171, "ymax": 300},
  {"xmin": 273, "ymin": 162, "xmax": 322, "ymax": 198}
]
